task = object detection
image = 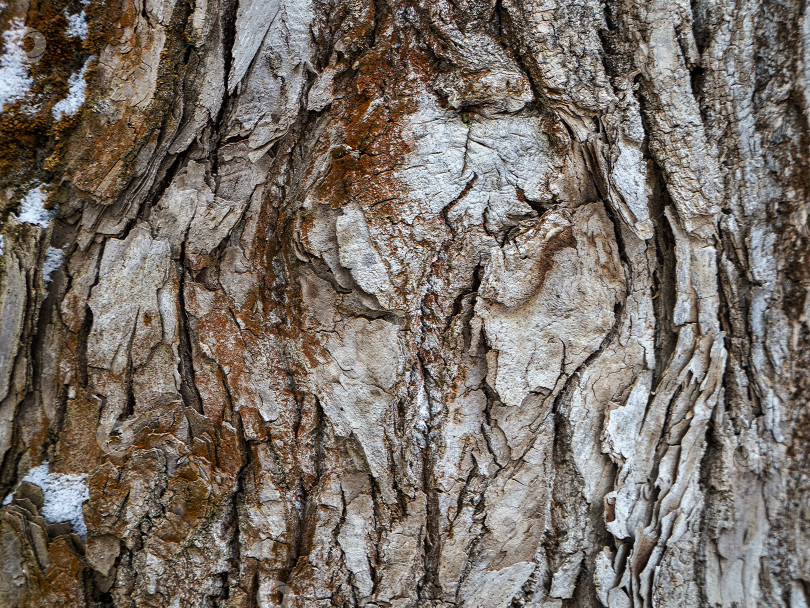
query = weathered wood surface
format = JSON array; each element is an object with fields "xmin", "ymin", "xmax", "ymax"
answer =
[{"xmin": 0, "ymin": 0, "xmax": 808, "ymax": 606}]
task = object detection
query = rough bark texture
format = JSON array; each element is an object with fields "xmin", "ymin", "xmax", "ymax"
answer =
[{"xmin": 0, "ymin": 0, "xmax": 809, "ymax": 606}]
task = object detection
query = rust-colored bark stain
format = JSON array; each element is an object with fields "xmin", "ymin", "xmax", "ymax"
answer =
[
  {"xmin": 0, "ymin": 0, "xmax": 212, "ymax": 209},
  {"xmin": 314, "ymin": 16, "xmax": 432, "ymax": 216},
  {"xmin": 59, "ymin": 0, "xmax": 195, "ymax": 202},
  {"xmin": 0, "ymin": 0, "xmax": 81, "ymax": 193}
]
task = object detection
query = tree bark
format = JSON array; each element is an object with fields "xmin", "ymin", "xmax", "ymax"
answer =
[{"xmin": 0, "ymin": 0, "xmax": 808, "ymax": 606}]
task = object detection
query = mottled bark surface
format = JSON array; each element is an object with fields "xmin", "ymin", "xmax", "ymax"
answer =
[{"xmin": 0, "ymin": 0, "xmax": 808, "ymax": 606}]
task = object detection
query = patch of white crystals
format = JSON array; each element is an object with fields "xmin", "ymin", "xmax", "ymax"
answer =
[
  {"xmin": 52, "ymin": 56, "xmax": 94, "ymax": 120},
  {"xmin": 65, "ymin": 10, "xmax": 89, "ymax": 39},
  {"xmin": 0, "ymin": 19, "xmax": 32, "ymax": 111},
  {"xmin": 42, "ymin": 246, "xmax": 64, "ymax": 283},
  {"xmin": 2, "ymin": 462, "xmax": 90, "ymax": 537},
  {"xmin": 17, "ymin": 186, "xmax": 56, "ymax": 227}
]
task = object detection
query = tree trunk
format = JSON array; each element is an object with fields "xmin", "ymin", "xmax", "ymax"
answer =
[{"xmin": 0, "ymin": 0, "xmax": 808, "ymax": 606}]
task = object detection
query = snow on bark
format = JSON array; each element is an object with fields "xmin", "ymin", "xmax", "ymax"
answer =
[
  {"xmin": 2, "ymin": 462, "xmax": 89, "ymax": 537},
  {"xmin": 64, "ymin": 11, "xmax": 89, "ymax": 41},
  {"xmin": 16, "ymin": 186, "xmax": 55, "ymax": 227},
  {"xmin": 52, "ymin": 57, "xmax": 93, "ymax": 121},
  {"xmin": 0, "ymin": 19, "xmax": 32, "ymax": 111}
]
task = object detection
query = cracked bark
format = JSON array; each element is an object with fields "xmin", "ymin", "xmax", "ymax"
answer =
[{"xmin": 0, "ymin": 0, "xmax": 809, "ymax": 606}]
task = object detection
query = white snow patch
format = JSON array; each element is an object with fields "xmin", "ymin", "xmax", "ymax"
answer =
[
  {"xmin": 17, "ymin": 186, "xmax": 56, "ymax": 227},
  {"xmin": 2, "ymin": 462, "xmax": 90, "ymax": 537},
  {"xmin": 20, "ymin": 102, "xmax": 41, "ymax": 115},
  {"xmin": 42, "ymin": 246, "xmax": 64, "ymax": 283},
  {"xmin": 0, "ymin": 19, "xmax": 33, "ymax": 111},
  {"xmin": 65, "ymin": 11, "xmax": 89, "ymax": 39},
  {"xmin": 0, "ymin": 235, "xmax": 4, "ymax": 256},
  {"xmin": 52, "ymin": 56, "xmax": 94, "ymax": 120}
]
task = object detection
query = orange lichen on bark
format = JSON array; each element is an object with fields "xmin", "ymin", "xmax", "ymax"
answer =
[
  {"xmin": 0, "ymin": 0, "xmax": 82, "ymax": 193},
  {"xmin": 313, "ymin": 14, "xmax": 434, "ymax": 216}
]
